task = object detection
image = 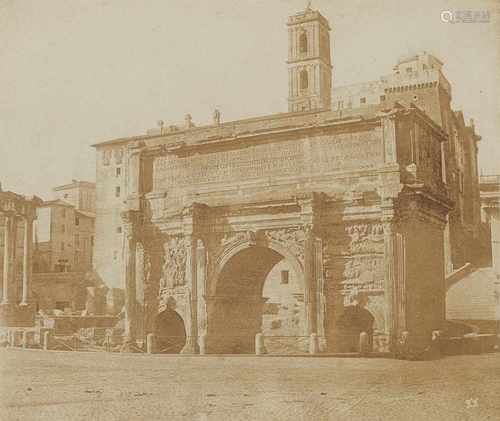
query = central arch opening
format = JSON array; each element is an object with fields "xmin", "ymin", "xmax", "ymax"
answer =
[{"xmin": 210, "ymin": 245, "xmax": 305, "ymax": 354}]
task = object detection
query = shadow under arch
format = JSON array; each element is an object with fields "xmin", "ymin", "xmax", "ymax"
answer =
[
  {"xmin": 208, "ymin": 242, "xmax": 305, "ymax": 354},
  {"xmin": 214, "ymin": 239, "xmax": 305, "ymax": 292},
  {"xmin": 153, "ymin": 306, "xmax": 186, "ymax": 354},
  {"xmin": 334, "ymin": 304, "xmax": 375, "ymax": 353}
]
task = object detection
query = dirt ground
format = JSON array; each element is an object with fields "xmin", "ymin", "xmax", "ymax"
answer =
[{"xmin": 1, "ymin": 349, "xmax": 499, "ymax": 420}]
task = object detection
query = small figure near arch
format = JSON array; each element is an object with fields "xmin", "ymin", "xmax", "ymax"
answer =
[
  {"xmin": 153, "ymin": 297, "xmax": 186, "ymax": 353},
  {"xmin": 335, "ymin": 289, "xmax": 375, "ymax": 353}
]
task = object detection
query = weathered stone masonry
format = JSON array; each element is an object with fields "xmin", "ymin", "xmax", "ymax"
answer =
[
  {"xmin": 94, "ymin": 103, "xmax": 452, "ymax": 353},
  {"xmin": 90, "ymin": 6, "xmax": 478, "ymax": 354}
]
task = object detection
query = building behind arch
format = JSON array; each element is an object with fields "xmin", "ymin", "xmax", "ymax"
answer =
[{"xmin": 91, "ymin": 5, "xmax": 483, "ymax": 353}]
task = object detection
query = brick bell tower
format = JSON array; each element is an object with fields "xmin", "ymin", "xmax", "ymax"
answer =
[{"xmin": 287, "ymin": 5, "xmax": 332, "ymax": 112}]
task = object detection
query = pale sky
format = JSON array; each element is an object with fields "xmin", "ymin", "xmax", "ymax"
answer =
[{"xmin": 1, "ymin": 0, "xmax": 499, "ymax": 199}]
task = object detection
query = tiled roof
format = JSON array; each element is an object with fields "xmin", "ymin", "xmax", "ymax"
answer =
[{"xmin": 53, "ymin": 180, "xmax": 96, "ymax": 191}]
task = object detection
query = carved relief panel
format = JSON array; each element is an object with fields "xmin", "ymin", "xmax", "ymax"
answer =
[
  {"xmin": 324, "ymin": 222, "xmax": 384, "ymax": 293},
  {"xmin": 159, "ymin": 236, "xmax": 188, "ymax": 292},
  {"xmin": 416, "ymin": 124, "xmax": 444, "ymax": 193}
]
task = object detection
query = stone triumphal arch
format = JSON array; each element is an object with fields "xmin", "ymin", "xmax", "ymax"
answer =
[
  {"xmin": 96, "ymin": 103, "xmax": 451, "ymax": 354},
  {"xmin": 92, "ymin": 6, "xmax": 481, "ymax": 355}
]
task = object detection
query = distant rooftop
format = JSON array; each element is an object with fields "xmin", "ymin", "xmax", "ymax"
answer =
[
  {"xmin": 395, "ymin": 51, "xmax": 444, "ymax": 67},
  {"xmin": 53, "ymin": 180, "xmax": 96, "ymax": 191},
  {"xmin": 41, "ymin": 199, "xmax": 75, "ymax": 208}
]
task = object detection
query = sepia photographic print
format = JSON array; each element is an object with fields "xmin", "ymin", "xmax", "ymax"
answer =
[{"xmin": 1, "ymin": 1, "xmax": 499, "ymax": 420}]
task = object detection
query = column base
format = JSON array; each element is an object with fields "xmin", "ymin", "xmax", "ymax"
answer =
[
  {"xmin": 119, "ymin": 339, "xmax": 141, "ymax": 353},
  {"xmin": 180, "ymin": 336, "xmax": 199, "ymax": 354}
]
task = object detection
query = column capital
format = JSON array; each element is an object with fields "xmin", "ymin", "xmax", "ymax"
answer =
[
  {"xmin": 298, "ymin": 192, "xmax": 324, "ymax": 232},
  {"xmin": 24, "ymin": 210, "xmax": 35, "ymax": 225},
  {"xmin": 382, "ymin": 220, "xmax": 394, "ymax": 235},
  {"xmin": 120, "ymin": 209, "xmax": 141, "ymax": 223},
  {"xmin": 1, "ymin": 210, "xmax": 16, "ymax": 220},
  {"xmin": 303, "ymin": 223, "xmax": 314, "ymax": 237}
]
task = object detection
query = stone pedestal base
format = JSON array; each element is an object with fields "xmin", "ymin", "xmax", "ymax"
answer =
[
  {"xmin": 119, "ymin": 339, "xmax": 142, "ymax": 353},
  {"xmin": 180, "ymin": 336, "xmax": 199, "ymax": 354},
  {"xmin": 0, "ymin": 303, "xmax": 35, "ymax": 327}
]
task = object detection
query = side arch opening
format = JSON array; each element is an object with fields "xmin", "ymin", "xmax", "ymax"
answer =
[{"xmin": 154, "ymin": 298, "xmax": 186, "ymax": 353}]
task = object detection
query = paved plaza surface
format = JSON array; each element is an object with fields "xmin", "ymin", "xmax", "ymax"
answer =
[{"xmin": 1, "ymin": 349, "xmax": 500, "ymax": 421}]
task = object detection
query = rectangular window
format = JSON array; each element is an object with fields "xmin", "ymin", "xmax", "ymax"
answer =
[
  {"xmin": 380, "ymin": 95, "xmax": 386, "ymax": 102},
  {"xmin": 75, "ymin": 215, "xmax": 80, "ymax": 226},
  {"xmin": 360, "ymin": 97, "xmax": 366, "ymax": 104},
  {"xmin": 116, "ymin": 167, "xmax": 121, "ymax": 177},
  {"xmin": 337, "ymin": 100, "xmax": 344, "ymax": 110},
  {"xmin": 406, "ymin": 67, "xmax": 413, "ymax": 73},
  {"xmin": 116, "ymin": 226, "xmax": 122, "ymax": 234},
  {"xmin": 115, "ymin": 186, "xmax": 121, "ymax": 197},
  {"xmin": 281, "ymin": 270, "xmax": 289, "ymax": 285}
]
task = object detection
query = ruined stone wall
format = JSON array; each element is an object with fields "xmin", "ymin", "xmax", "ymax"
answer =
[{"xmin": 31, "ymin": 272, "xmax": 87, "ymax": 311}]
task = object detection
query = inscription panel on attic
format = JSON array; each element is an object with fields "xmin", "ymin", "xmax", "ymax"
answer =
[{"xmin": 152, "ymin": 128, "xmax": 383, "ymax": 192}]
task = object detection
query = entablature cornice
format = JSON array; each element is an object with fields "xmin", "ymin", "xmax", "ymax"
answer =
[
  {"xmin": 141, "ymin": 117, "xmax": 383, "ymax": 158},
  {"xmin": 397, "ymin": 185, "xmax": 453, "ymax": 227},
  {"xmin": 378, "ymin": 103, "xmax": 449, "ymax": 142},
  {"xmin": 0, "ymin": 192, "xmax": 43, "ymax": 218}
]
